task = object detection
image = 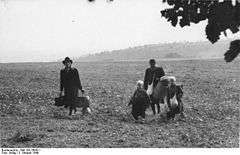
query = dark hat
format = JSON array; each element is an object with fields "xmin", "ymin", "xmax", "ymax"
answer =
[
  {"xmin": 149, "ymin": 59, "xmax": 156, "ymax": 64},
  {"xmin": 62, "ymin": 57, "xmax": 73, "ymax": 64}
]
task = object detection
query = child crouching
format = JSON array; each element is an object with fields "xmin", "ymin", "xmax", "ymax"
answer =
[{"xmin": 128, "ymin": 80, "xmax": 151, "ymax": 121}]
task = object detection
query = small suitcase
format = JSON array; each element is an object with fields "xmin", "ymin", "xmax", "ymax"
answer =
[
  {"xmin": 54, "ymin": 96, "xmax": 90, "ymax": 108},
  {"xmin": 54, "ymin": 96, "xmax": 65, "ymax": 107}
]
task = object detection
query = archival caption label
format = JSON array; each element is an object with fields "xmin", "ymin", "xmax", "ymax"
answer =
[{"xmin": 1, "ymin": 148, "xmax": 40, "ymax": 155}]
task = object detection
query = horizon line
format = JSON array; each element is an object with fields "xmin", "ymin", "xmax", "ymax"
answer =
[{"xmin": 0, "ymin": 38, "xmax": 235, "ymax": 63}]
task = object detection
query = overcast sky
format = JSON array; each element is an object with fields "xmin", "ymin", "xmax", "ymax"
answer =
[{"xmin": 0, "ymin": 0, "xmax": 239, "ymax": 62}]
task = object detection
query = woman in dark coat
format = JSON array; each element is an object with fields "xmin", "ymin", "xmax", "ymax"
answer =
[{"xmin": 60, "ymin": 57, "xmax": 84, "ymax": 115}]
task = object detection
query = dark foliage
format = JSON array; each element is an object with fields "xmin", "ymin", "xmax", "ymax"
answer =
[
  {"xmin": 161, "ymin": 0, "xmax": 240, "ymax": 62},
  {"xmin": 161, "ymin": 0, "xmax": 240, "ymax": 44},
  {"xmin": 224, "ymin": 39, "xmax": 240, "ymax": 62}
]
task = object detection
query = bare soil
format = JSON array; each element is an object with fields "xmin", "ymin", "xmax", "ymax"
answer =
[{"xmin": 0, "ymin": 59, "xmax": 239, "ymax": 147}]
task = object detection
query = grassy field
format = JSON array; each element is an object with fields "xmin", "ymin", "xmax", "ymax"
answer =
[{"xmin": 0, "ymin": 59, "xmax": 239, "ymax": 148}]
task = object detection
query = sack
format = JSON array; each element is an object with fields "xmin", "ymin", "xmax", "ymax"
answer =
[
  {"xmin": 146, "ymin": 83, "xmax": 153, "ymax": 95},
  {"xmin": 169, "ymin": 95, "xmax": 181, "ymax": 114},
  {"xmin": 146, "ymin": 73, "xmax": 155, "ymax": 96},
  {"xmin": 170, "ymin": 94, "xmax": 178, "ymax": 108}
]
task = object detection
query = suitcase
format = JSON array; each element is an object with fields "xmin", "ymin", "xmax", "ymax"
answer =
[{"xmin": 54, "ymin": 96, "xmax": 90, "ymax": 108}]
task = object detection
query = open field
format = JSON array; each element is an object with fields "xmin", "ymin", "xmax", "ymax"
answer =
[{"xmin": 0, "ymin": 59, "xmax": 239, "ymax": 148}]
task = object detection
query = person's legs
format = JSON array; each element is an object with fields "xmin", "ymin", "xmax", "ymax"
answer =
[
  {"xmin": 150, "ymin": 103, "xmax": 156, "ymax": 115},
  {"xmin": 64, "ymin": 105, "xmax": 68, "ymax": 108},
  {"xmin": 132, "ymin": 104, "xmax": 141, "ymax": 120},
  {"xmin": 131, "ymin": 112, "xmax": 139, "ymax": 120},
  {"xmin": 178, "ymin": 99, "xmax": 185, "ymax": 118},
  {"xmin": 69, "ymin": 106, "xmax": 73, "ymax": 116},
  {"xmin": 140, "ymin": 109, "xmax": 146, "ymax": 119},
  {"xmin": 64, "ymin": 89, "xmax": 72, "ymax": 108},
  {"xmin": 150, "ymin": 95, "xmax": 156, "ymax": 115},
  {"xmin": 160, "ymin": 98, "xmax": 164, "ymax": 104},
  {"xmin": 73, "ymin": 107, "xmax": 77, "ymax": 114},
  {"xmin": 138, "ymin": 102, "xmax": 146, "ymax": 119},
  {"xmin": 156, "ymin": 103, "xmax": 160, "ymax": 114}
]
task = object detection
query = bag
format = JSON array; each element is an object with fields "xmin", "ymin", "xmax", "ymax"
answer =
[
  {"xmin": 170, "ymin": 94, "xmax": 178, "ymax": 108},
  {"xmin": 146, "ymin": 73, "xmax": 155, "ymax": 96},
  {"xmin": 146, "ymin": 82, "xmax": 153, "ymax": 95}
]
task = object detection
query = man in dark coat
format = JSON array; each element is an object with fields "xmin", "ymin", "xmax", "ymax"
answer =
[
  {"xmin": 60, "ymin": 57, "xmax": 84, "ymax": 115},
  {"xmin": 143, "ymin": 59, "xmax": 165, "ymax": 115},
  {"xmin": 144, "ymin": 59, "xmax": 165, "ymax": 90}
]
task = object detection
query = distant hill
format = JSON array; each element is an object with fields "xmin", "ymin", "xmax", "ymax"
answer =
[
  {"xmin": 76, "ymin": 40, "xmax": 231, "ymax": 62},
  {"xmin": 164, "ymin": 52, "xmax": 183, "ymax": 59}
]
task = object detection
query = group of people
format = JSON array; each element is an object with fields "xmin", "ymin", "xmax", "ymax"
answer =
[{"xmin": 59, "ymin": 57, "xmax": 183, "ymax": 120}]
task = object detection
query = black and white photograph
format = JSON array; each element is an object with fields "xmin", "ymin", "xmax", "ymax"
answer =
[{"xmin": 0, "ymin": 0, "xmax": 239, "ymax": 151}]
